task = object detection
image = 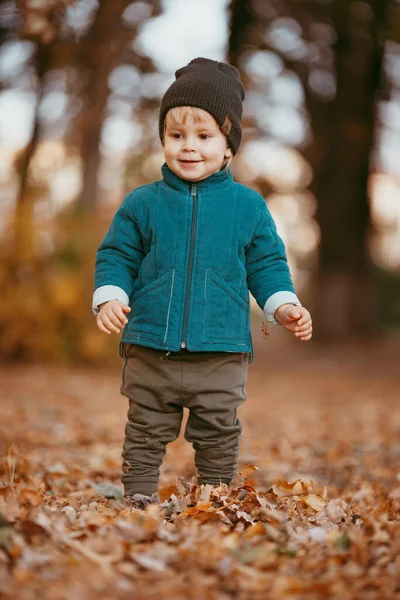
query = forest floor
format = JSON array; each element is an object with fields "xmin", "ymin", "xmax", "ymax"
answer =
[{"xmin": 0, "ymin": 333, "xmax": 399, "ymax": 600}]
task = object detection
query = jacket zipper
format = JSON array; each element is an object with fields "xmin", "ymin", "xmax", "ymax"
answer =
[{"xmin": 181, "ymin": 183, "xmax": 198, "ymax": 349}]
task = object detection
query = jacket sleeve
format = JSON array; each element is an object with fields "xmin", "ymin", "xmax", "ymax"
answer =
[
  {"xmin": 94, "ymin": 194, "xmax": 145, "ymax": 301},
  {"xmin": 245, "ymin": 199, "xmax": 297, "ymax": 312},
  {"xmin": 92, "ymin": 285, "xmax": 130, "ymax": 316}
]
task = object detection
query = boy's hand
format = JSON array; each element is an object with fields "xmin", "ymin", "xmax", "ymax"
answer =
[
  {"xmin": 274, "ymin": 304, "xmax": 312, "ymax": 341},
  {"xmin": 96, "ymin": 300, "xmax": 131, "ymax": 335}
]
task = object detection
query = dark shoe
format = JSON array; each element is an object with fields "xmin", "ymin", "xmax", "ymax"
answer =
[{"xmin": 124, "ymin": 493, "xmax": 160, "ymax": 510}]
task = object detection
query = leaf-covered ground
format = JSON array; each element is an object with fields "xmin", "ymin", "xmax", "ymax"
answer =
[{"xmin": 1, "ymin": 337, "xmax": 399, "ymax": 600}]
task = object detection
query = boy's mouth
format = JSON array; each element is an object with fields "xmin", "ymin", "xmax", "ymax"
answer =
[{"xmin": 179, "ymin": 159, "xmax": 202, "ymax": 164}]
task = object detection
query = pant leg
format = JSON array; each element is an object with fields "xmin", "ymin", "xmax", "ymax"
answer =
[
  {"xmin": 120, "ymin": 345, "xmax": 183, "ymax": 496},
  {"xmin": 183, "ymin": 351, "xmax": 249, "ymax": 486}
]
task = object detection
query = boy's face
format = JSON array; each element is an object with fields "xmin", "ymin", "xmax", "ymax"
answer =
[{"xmin": 163, "ymin": 108, "xmax": 233, "ymax": 182}]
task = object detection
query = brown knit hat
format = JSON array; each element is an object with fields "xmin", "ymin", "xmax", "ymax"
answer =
[{"xmin": 159, "ymin": 57, "xmax": 245, "ymax": 155}]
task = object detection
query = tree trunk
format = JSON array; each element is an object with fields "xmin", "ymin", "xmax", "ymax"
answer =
[
  {"xmin": 13, "ymin": 34, "xmax": 60, "ymax": 258},
  {"xmin": 228, "ymin": 0, "xmax": 255, "ymax": 67},
  {"xmin": 77, "ymin": 0, "xmax": 131, "ymax": 212},
  {"xmin": 310, "ymin": 0, "xmax": 386, "ymax": 338},
  {"xmin": 10, "ymin": 0, "xmax": 74, "ymax": 258},
  {"xmin": 14, "ymin": 42, "xmax": 53, "ymax": 208}
]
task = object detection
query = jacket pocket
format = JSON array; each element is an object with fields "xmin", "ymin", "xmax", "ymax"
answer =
[
  {"xmin": 129, "ymin": 269, "xmax": 175, "ymax": 344},
  {"xmin": 202, "ymin": 268, "xmax": 248, "ymax": 344}
]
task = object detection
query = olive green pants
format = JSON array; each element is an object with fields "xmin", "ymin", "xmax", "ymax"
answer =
[{"xmin": 120, "ymin": 344, "xmax": 250, "ymax": 497}]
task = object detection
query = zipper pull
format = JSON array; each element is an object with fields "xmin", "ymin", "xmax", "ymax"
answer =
[{"xmin": 191, "ymin": 184, "xmax": 197, "ymax": 196}]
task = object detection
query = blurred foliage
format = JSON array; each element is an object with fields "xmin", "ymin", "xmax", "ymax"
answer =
[
  {"xmin": 0, "ymin": 0, "xmax": 162, "ymax": 364},
  {"xmin": 0, "ymin": 209, "xmax": 120, "ymax": 365},
  {"xmin": 16, "ymin": 0, "xmax": 74, "ymax": 44}
]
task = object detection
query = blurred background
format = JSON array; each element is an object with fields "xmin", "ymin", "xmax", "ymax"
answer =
[{"xmin": 1, "ymin": 0, "xmax": 400, "ymax": 365}]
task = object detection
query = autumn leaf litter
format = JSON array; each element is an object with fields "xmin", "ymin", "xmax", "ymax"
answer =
[
  {"xmin": 0, "ymin": 356, "xmax": 399, "ymax": 599},
  {"xmin": 1, "ymin": 456, "xmax": 399, "ymax": 599}
]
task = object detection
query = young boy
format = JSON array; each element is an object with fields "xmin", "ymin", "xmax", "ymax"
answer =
[{"xmin": 93, "ymin": 58, "xmax": 312, "ymax": 509}]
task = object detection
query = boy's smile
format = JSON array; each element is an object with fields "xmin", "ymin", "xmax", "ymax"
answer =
[{"xmin": 163, "ymin": 108, "xmax": 232, "ymax": 182}]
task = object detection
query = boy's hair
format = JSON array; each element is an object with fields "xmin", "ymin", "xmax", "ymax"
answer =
[
  {"xmin": 159, "ymin": 57, "xmax": 245, "ymax": 155},
  {"xmin": 162, "ymin": 106, "xmax": 232, "ymax": 149}
]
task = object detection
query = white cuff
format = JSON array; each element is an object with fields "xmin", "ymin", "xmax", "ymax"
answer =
[
  {"xmin": 263, "ymin": 291, "xmax": 302, "ymax": 325},
  {"xmin": 92, "ymin": 285, "xmax": 130, "ymax": 316}
]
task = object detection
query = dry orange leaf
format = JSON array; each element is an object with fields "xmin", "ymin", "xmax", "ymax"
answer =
[{"xmin": 272, "ymin": 479, "xmax": 313, "ymax": 497}]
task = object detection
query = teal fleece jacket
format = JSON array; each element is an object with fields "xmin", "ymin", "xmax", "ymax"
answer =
[{"xmin": 93, "ymin": 164, "xmax": 300, "ymax": 362}]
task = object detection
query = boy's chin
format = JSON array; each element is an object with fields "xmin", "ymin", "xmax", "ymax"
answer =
[
  {"xmin": 166, "ymin": 162, "xmax": 223, "ymax": 182},
  {"xmin": 168, "ymin": 165, "xmax": 205, "ymax": 182}
]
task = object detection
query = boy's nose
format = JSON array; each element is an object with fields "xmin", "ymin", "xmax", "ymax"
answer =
[{"xmin": 182, "ymin": 138, "xmax": 196, "ymax": 151}]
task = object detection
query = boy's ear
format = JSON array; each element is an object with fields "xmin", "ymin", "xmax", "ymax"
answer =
[{"xmin": 224, "ymin": 147, "xmax": 233, "ymax": 158}]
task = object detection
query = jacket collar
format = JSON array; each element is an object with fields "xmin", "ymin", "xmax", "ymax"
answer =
[{"xmin": 161, "ymin": 162, "xmax": 233, "ymax": 193}]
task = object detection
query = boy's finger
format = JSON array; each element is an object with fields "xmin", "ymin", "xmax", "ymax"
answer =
[
  {"xmin": 109, "ymin": 308, "xmax": 128, "ymax": 326},
  {"xmin": 107, "ymin": 312, "xmax": 124, "ymax": 328},
  {"xmin": 297, "ymin": 316, "xmax": 312, "ymax": 327},
  {"xmin": 121, "ymin": 305, "xmax": 131, "ymax": 314},
  {"xmin": 296, "ymin": 327, "xmax": 312, "ymax": 338},
  {"xmin": 103, "ymin": 315, "xmax": 120, "ymax": 333},
  {"xmin": 115, "ymin": 307, "xmax": 129, "ymax": 325},
  {"xmin": 297, "ymin": 310, "xmax": 310, "ymax": 323},
  {"xmin": 287, "ymin": 308, "xmax": 301, "ymax": 320},
  {"xmin": 300, "ymin": 332, "xmax": 312, "ymax": 341},
  {"xmin": 97, "ymin": 319, "xmax": 111, "ymax": 335}
]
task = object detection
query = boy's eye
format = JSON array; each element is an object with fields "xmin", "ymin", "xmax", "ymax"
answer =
[
  {"xmin": 171, "ymin": 133, "xmax": 182, "ymax": 139},
  {"xmin": 199, "ymin": 134, "xmax": 211, "ymax": 140}
]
